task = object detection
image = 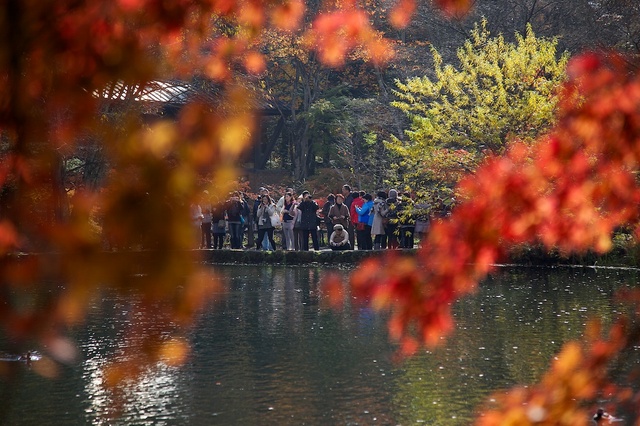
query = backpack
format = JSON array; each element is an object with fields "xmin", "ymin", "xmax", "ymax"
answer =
[
  {"xmin": 375, "ymin": 201, "xmax": 388, "ymax": 226},
  {"xmin": 385, "ymin": 200, "xmax": 398, "ymax": 219},
  {"xmin": 379, "ymin": 202, "xmax": 389, "ymax": 218}
]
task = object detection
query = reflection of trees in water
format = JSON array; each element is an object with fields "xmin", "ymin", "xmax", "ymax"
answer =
[
  {"xmin": 213, "ymin": 265, "xmax": 362, "ymax": 337},
  {"xmin": 391, "ymin": 266, "xmax": 639, "ymax": 425},
  {"xmin": 263, "ymin": 266, "xmax": 315, "ymax": 335},
  {"xmin": 67, "ymin": 265, "xmax": 635, "ymax": 425},
  {"xmin": 81, "ymin": 354, "xmax": 188, "ymax": 424},
  {"xmin": 190, "ymin": 265, "xmax": 398, "ymax": 424},
  {"xmin": 482, "ymin": 267, "xmax": 635, "ymax": 385}
]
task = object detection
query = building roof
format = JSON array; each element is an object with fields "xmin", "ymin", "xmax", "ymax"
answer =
[{"xmin": 95, "ymin": 80, "xmax": 289, "ymax": 117}]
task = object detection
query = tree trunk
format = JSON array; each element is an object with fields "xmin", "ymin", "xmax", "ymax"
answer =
[{"xmin": 293, "ymin": 121, "xmax": 311, "ymax": 181}]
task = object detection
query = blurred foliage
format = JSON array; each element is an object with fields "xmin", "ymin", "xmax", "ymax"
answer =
[{"xmin": 0, "ymin": 0, "xmax": 406, "ymax": 401}]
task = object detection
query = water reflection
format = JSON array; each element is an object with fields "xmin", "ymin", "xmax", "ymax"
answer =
[
  {"xmin": 391, "ymin": 266, "xmax": 638, "ymax": 424},
  {"xmin": 185, "ymin": 266, "xmax": 397, "ymax": 425},
  {"xmin": 81, "ymin": 348, "xmax": 188, "ymax": 425},
  {"xmin": 0, "ymin": 265, "xmax": 638, "ymax": 425},
  {"xmin": 81, "ymin": 295, "xmax": 189, "ymax": 425}
]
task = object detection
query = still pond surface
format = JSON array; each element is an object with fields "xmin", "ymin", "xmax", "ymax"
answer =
[{"xmin": 1, "ymin": 264, "xmax": 639, "ymax": 425}]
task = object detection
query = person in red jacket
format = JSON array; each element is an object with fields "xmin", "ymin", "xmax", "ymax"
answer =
[{"xmin": 349, "ymin": 191, "xmax": 364, "ymax": 250}]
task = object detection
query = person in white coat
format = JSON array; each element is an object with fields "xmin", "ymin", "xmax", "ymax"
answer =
[
  {"xmin": 256, "ymin": 195, "xmax": 277, "ymax": 250},
  {"xmin": 371, "ymin": 191, "xmax": 387, "ymax": 250},
  {"xmin": 329, "ymin": 224, "xmax": 350, "ymax": 250}
]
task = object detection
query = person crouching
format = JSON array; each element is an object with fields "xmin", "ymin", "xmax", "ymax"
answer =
[{"xmin": 329, "ymin": 224, "xmax": 351, "ymax": 250}]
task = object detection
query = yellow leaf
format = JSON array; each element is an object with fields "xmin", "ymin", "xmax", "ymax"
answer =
[
  {"xmin": 141, "ymin": 121, "xmax": 176, "ymax": 157},
  {"xmin": 219, "ymin": 116, "xmax": 252, "ymax": 157}
]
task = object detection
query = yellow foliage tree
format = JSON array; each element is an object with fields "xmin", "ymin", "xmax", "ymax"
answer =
[{"xmin": 387, "ymin": 20, "xmax": 568, "ymax": 192}]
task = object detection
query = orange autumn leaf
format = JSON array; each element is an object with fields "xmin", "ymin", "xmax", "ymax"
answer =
[
  {"xmin": 0, "ymin": 221, "xmax": 18, "ymax": 254},
  {"xmin": 389, "ymin": 0, "xmax": 415, "ymax": 28},
  {"xmin": 271, "ymin": 0, "xmax": 305, "ymax": 31},
  {"xmin": 320, "ymin": 37, "xmax": 349, "ymax": 67},
  {"xmin": 321, "ymin": 272, "xmax": 346, "ymax": 308},
  {"xmin": 366, "ymin": 38, "xmax": 395, "ymax": 65},
  {"xmin": 244, "ymin": 51, "xmax": 266, "ymax": 75},
  {"xmin": 238, "ymin": 1, "xmax": 265, "ymax": 29},
  {"xmin": 205, "ymin": 57, "xmax": 231, "ymax": 81},
  {"xmin": 399, "ymin": 336, "xmax": 419, "ymax": 357},
  {"xmin": 553, "ymin": 342, "xmax": 583, "ymax": 376},
  {"xmin": 434, "ymin": 0, "xmax": 472, "ymax": 17},
  {"xmin": 159, "ymin": 338, "xmax": 190, "ymax": 366}
]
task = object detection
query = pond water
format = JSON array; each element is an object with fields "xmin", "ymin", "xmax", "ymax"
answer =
[{"xmin": 1, "ymin": 264, "xmax": 639, "ymax": 425}]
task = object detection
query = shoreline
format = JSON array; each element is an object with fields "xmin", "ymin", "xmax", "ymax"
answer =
[
  {"xmin": 5, "ymin": 245, "xmax": 640, "ymax": 269},
  {"xmin": 197, "ymin": 244, "xmax": 640, "ymax": 268}
]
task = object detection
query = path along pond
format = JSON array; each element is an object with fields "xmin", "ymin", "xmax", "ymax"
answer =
[{"xmin": 1, "ymin": 264, "xmax": 639, "ymax": 425}]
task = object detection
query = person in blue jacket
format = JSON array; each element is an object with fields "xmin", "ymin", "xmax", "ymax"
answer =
[{"xmin": 355, "ymin": 193, "xmax": 374, "ymax": 250}]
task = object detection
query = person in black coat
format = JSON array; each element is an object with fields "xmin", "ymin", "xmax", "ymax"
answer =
[
  {"xmin": 225, "ymin": 192, "xmax": 245, "ymax": 249},
  {"xmin": 296, "ymin": 190, "xmax": 320, "ymax": 251},
  {"xmin": 384, "ymin": 189, "xmax": 400, "ymax": 249}
]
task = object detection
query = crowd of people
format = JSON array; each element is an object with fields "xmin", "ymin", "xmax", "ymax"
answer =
[{"xmin": 190, "ymin": 184, "xmax": 454, "ymax": 251}]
